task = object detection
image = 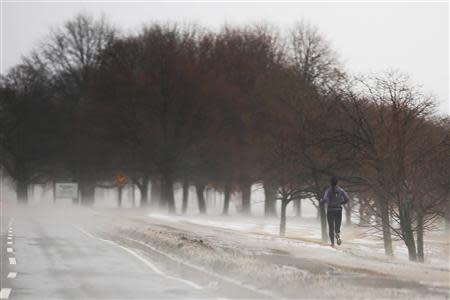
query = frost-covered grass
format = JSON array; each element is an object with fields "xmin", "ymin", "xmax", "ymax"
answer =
[
  {"xmin": 148, "ymin": 212, "xmax": 449, "ymax": 266},
  {"xmin": 145, "ymin": 211, "xmax": 449, "ymax": 289},
  {"xmin": 75, "ymin": 205, "xmax": 450, "ymax": 299},
  {"xmin": 106, "ymin": 214, "xmax": 444, "ymax": 299}
]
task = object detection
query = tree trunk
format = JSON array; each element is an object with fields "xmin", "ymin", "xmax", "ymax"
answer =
[
  {"xmin": 294, "ymin": 199, "xmax": 301, "ymax": 217},
  {"xmin": 131, "ymin": 184, "xmax": 135, "ymax": 208},
  {"xmin": 416, "ymin": 209, "xmax": 424, "ymax": 262},
  {"xmin": 182, "ymin": 179, "xmax": 189, "ymax": 214},
  {"xmin": 404, "ymin": 232, "xmax": 417, "ymax": 261},
  {"xmin": 16, "ymin": 160, "xmax": 28, "ymax": 204},
  {"xmin": 53, "ymin": 181, "xmax": 57, "ymax": 204},
  {"xmin": 151, "ymin": 179, "xmax": 161, "ymax": 206},
  {"xmin": 445, "ymin": 207, "xmax": 450, "ymax": 232},
  {"xmin": 72, "ymin": 188, "xmax": 79, "ymax": 205},
  {"xmin": 17, "ymin": 179, "xmax": 28, "ymax": 204},
  {"xmin": 359, "ymin": 198, "xmax": 367, "ymax": 225},
  {"xmin": 280, "ymin": 199, "xmax": 288, "ymax": 236},
  {"xmin": 161, "ymin": 176, "xmax": 175, "ymax": 213},
  {"xmin": 30, "ymin": 185, "xmax": 34, "ymax": 202},
  {"xmin": 241, "ymin": 182, "xmax": 251, "ymax": 214},
  {"xmin": 223, "ymin": 182, "xmax": 231, "ymax": 215},
  {"xmin": 376, "ymin": 198, "xmax": 393, "ymax": 256},
  {"xmin": 264, "ymin": 183, "xmax": 277, "ymax": 217},
  {"xmin": 138, "ymin": 178, "xmax": 149, "ymax": 207},
  {"xmin": 196, "ymin": 182, "xmax": 207, "ymax": 214},
  {"xmin": 80, "ymin": 179, "xmax": 95, "ymax": 206},
  {"xmin": 320, "ymin": 203, "xmax": 328, "ymax": 241},
  {"xmin": 399, "ymin": 200, "xmax": 417, "ymax": 261}
]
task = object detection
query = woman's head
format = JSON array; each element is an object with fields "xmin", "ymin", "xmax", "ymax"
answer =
[{"xmin": 330, "ymin": 176, "xmax": 338, "ymax": 187}]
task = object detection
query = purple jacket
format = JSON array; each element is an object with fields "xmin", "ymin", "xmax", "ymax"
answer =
[{"xmin": 320, "ymin": 186, "xmax": 350, "ymax": 211}]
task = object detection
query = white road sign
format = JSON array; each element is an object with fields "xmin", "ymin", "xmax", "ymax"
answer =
[{"xmin": 55, "ymin": 183, "xmax": 78, "ymax": 199}]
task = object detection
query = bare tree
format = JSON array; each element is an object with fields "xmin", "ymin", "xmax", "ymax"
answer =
[
  {"xmin": 289, "ymin": 21, "xmax": 345, "ymax": 93},
  {"xmin": 28, "ymin": 13, "xmax": 117, "ymax": 205},
  {"xmin": 341, "ymin": 71, "xmax": 439, "ymax": 261},
  {"xmin": 1, "ymin": 63, "xmax": 58, "ymax": 203}
]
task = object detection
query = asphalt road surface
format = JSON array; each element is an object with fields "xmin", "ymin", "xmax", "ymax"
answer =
[{"xmin": 0, "ymin": 205, "xmax": 220, "ymax": 300}]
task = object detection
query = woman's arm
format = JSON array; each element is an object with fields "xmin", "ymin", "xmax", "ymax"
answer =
[{"xmin": 341, "ymin": 189, "xmax": 350, "ymax": 204}]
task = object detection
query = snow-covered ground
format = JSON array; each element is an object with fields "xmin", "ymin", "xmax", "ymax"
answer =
[
  {"xmin": 12, "ymin": 185, "xmax": 450, "ymax": 298},
  {"xmin": 90, "ymin": 207, "xmax": 449, "ymax": 299},
  {"xmin": 149, "ymin": 213, "xmax": 449, "ymax": 270},
  {"xmin": 4, "ymin": 198, "xmax": 449, "ymax": 299},
  {"xmin": 147, "ymin": 212, "xmax": 449, "ymax": 273}
]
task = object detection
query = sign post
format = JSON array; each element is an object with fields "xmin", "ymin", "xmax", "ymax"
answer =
[
  {"xmin": 115, "ymin": 172, "xmax": 127, "ymax": 208},
  {"xmin": 115, "ymin": 172, "xmax": 127, "ymax": 187}
]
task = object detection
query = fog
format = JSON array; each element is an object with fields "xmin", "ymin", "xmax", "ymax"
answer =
[
  {"xmin": 2, "ymin": 184, "xmax": 449, "ymax": 299},
  {"xmin": 1, "ymin": 5, "xmax": 449, "ymax": 299}
]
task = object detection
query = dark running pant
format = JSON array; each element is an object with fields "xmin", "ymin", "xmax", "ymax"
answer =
[{"xmin": 327, "ymin": 209, "xmax": 342, "ymax": 244}]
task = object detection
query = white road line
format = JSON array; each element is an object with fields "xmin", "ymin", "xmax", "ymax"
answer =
[
  {"xmin": 7, "ymin": 237, "xmax": 11, "ymax": 240},
  {"xmin": 125, "ymin": 237, "xmax": 277, "ymax": 299},
  {"xmin": 7, "ymin": 272, "xmax": 17, "ymax": 279},
  {"xmin": 7, "ymin": 241, "xmax": 12, "ymax": 245},
  {"xmin": 0, "ymin": 288, "xmax": 12, "ymax": 299},
  {"xmin": 8, "ymin": 257, "xmax": 16, "ymax": 265},
  {"xmin": 6, "ymin": 248, "xmax": 13, "ymax": 253},
  {"xmin": 74, "ymin": 226, "xmax": 203, "ymax": 290}
]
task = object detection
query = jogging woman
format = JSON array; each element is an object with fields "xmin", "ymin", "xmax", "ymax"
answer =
[{"xmin": 320, "ymin": 176, "xmax": 350, "ymax": 247}]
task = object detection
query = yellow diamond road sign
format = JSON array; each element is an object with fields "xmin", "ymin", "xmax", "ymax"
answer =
[{"xmin": 116, "ymin": 172, "xmax": 127, "ymax": 187}]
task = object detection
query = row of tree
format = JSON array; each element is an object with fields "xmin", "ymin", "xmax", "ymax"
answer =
[{"xmin": 1, "ymin": 14, "xmax": 449, "ymax": 262}]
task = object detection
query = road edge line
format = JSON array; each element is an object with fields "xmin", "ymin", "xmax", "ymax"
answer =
[
  {"xmin": 124, "ymin": 237, "xmax": 278, "ymax": 299},
  {"xmin": 73, "ymin": 225, "xmax": 203, "ymax": 290}
]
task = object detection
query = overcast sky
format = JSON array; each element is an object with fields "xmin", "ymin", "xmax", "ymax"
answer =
[{"xmin": 1, "ymin": 1, "xmax": 449, "ymax": 115}]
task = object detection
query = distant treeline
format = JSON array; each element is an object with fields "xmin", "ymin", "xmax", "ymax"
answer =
[{"xmin": 0, "ymin": 14, "xmax": 449, "ymax": 262}]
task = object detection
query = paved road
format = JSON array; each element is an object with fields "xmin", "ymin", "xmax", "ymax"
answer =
[{"xmin": 0, "ymin": 205, "xmax": 218, "ymax": 299}]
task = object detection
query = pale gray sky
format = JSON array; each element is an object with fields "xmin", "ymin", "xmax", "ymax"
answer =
[{"xmin": 1, "ymin": 1, "xmax": 449, "ymax": 115}]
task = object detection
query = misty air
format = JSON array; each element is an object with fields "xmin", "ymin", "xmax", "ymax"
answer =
[{"xmin": 0, "ymin": 2, "xmax": 449, "ymax": 300}]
